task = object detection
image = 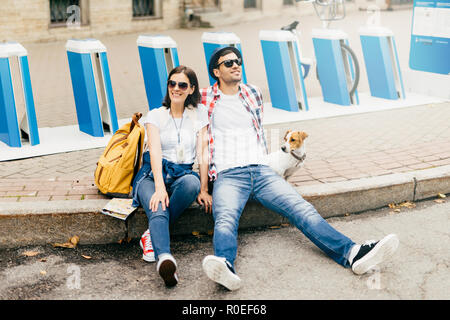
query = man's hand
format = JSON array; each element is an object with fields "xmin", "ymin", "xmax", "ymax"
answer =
[{"xmin": 197, "ymin": 190, "xmax": 212, "ymax": 214}]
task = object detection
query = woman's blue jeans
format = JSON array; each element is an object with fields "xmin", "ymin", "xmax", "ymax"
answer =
[
  {"xmin": 137, "ymin": 173, "xmax": 200, "ymax": 259},
  {"xmin": 212, "ymin": 165, "xmax": 356, "ymax": 268}
]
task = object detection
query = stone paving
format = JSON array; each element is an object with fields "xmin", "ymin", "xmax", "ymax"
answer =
[{"xmin": 1, "ymin": 102, "xmax": 449, "ymax": 203}]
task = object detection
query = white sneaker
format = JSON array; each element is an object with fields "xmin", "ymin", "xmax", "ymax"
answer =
[
  {"xmin": 140, "ymin": 229, "xmax": 155, "ymax": 262},
  {"xmin": 351, "ymin": 234, "xmax": 399, "ymax": 275},
  {"xmin": 157, "ymin": 254, "xmax": 178, "ymax": 287},
  {"xmin": 202, "ymin": 255, "xmax": 241, "ymax": 291}
]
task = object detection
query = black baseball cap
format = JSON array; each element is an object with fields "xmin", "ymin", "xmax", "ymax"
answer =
[{"xmin": 208, "ymin": 46, "xmax": 242, "ymax": 81}]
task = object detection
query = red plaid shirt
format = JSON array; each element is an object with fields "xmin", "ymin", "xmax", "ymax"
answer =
[{"xmin": 200, "ymin": 82, "xmax": 268, "ymax": 181}]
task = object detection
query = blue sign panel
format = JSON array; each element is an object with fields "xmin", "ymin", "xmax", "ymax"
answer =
[{"xmin": 409, "ymin": 0, "xmax": 450, "ymax": 74}]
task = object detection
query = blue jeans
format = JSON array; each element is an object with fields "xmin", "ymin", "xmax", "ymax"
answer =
[
  {"xmin": 137, "ymin": 173, "xmax": 200, "ymax": 259},
  {"xmin": 212, "ymin": 165, "xmax": 356, "ymax": 268}
]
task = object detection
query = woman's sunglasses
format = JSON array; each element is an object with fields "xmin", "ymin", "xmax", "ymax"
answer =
[
  {"xmin": 167, "ymin": 80, "xmax": 190, "ymax": 91},
  {"xmin": 216, "ymin": 58, "xmax": 242, "ymax": 68}
]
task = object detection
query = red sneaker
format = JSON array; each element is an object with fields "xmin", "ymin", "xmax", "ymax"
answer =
[{"xmin": 140, "ymin": 229, "xmax": 155, "ymax": 262}]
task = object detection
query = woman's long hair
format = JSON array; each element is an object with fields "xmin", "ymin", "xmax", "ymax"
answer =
[{"xmin": 162, "ymin": 65, "xmax": 201, "ymax": 109}]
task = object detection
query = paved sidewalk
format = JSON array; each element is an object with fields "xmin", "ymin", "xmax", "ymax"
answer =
[{"xmin": 1, "ymin": 102, "xmax": 450, "ymax": 203}]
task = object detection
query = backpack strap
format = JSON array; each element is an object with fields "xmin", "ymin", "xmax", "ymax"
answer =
[
  {"xmin": 131, "ymin": 116, "xmax": 145, "ymax": 185},
  {"xmin": 130, "ymin": 112, "xmax": 142, "ymax": 132}
]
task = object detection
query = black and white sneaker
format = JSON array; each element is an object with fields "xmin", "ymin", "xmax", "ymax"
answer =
[
  {"xmin": 202, "ymin": 255, "xmax": 242, "ymax": 291},
  {"xmin": 351, "ymin": 234, "xmax": 399, "ymax": 275},
  {"xmin": 157, "ymin": 254, "xmax": 178, "ymax": 287}
]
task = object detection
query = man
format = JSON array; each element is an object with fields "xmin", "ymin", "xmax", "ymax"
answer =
[{"xmin": 200, "ymin": 46, "xmax": 399, "ymax": 291}]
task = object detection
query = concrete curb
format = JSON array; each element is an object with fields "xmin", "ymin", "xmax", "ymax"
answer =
[{"xmin": 1, "ymin": 165, "xmax": 449, "ymax": 249}]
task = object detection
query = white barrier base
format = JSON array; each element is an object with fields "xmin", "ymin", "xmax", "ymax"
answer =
[
  {"xmin": 0, "ymin": 119, "xmax": 130, "ymax": 162},
  {"xmin": 0, "ymin": 92, "xmax": 447, "ymax": 161},
  {"xmin": 263, "ymin": 91, "xmax": 448, "ymax": 125}
]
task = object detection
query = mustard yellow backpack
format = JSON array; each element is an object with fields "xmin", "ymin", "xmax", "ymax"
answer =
[{"xmin": 94, "ymin": 112, "xmax": 145, "ymax": 198}]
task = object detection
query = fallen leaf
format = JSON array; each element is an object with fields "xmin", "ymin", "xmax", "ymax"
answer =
[
  {"xmin": 437, "ymin": 193, "xmax": 446, "ymax": 199},
  {"xmin": 53, "ymin": 235, "xmax": 80, "ymax": 249},
  {"xmin": 394, "ymin": 209, "xmax": 401, "ymax": 213},
  {"xmin": 117, "ymin": 237, "xmax": 131, "ymax": 244},
  {"xmin": 434, "ymin": 199, "xmax": 445, "ymax": 204},
  {"xmin": 269, "ymin": 225, "xmax": 281, "ymax": 229},
  {"xmin": 40, "ymin": 270, "xmax": 47, "ymax": 276},
  {"xmin": 399, "ymin": 201, "xmax": 416, "ymax": 209},
  {"xmin": 69, "ymin": 235, "xmax": 80, "ymax": 246},
  {"xmin": 388, "ymin": 201, "xmax": 416, "ymax": 210},
  {"xmin": 281, "ymin": 223, "xmax": 290, "ymax": 227},
  {"xmin": 53, "ymin": 242, "xmax": 75, "ymax": 249},
  {"xmin": 192, "ymin": 231, "xmax": 200, "ymax": 236},
  {"xmin": 81, "ymin": 255, "xmax": 92, "ymax": 260},
  {"xmin": 22, "ymin": 251, "xmax": 40, "ymax": 257}
]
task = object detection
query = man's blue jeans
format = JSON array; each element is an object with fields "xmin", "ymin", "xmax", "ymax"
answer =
[
  {"xmin": 212, "ymin": 165, "xmax": 355, "ymax": 268},
  {"xmin": 137, "ymin": 173, "xmax": 200, "ymax": 259}
]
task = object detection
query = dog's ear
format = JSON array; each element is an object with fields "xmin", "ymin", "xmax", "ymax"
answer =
[
  {"xmin": 300, "ymin": 132, "xmax": 309, "ymax": 140},
  {"xmin": 283, "ymin": 130, "xmax": 292, "ymax": 140}
]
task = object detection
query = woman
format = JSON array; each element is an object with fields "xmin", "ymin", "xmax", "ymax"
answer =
[{"xmin": 132, "ymin": 65, "xmax": 212, "ymax": 287}]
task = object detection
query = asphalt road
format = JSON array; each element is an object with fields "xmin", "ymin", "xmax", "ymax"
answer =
[{"xmin": 0, "ymin": 197, "xmax": 448, "ymax": 302}]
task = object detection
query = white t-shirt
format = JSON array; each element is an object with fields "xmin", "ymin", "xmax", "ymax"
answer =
[
  {"xmin": 212, "ymin": 91, "xmax": 267, "ymax": 173},
  {"xmin": 145, "ymin": 104, "xmax": 208, "ymax": 164}
]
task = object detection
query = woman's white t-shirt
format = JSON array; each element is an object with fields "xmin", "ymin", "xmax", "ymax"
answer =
[{"xmin": 144, "ymin": 104, "xmax": 208, "ymax": 164}]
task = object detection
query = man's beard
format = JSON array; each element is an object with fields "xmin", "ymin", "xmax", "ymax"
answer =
[{"xmin": 222, "ymin": 74, "xmax": 241, "ymax": 85}]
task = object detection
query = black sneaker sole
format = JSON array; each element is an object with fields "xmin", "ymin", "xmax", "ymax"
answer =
[{"xmin": 158, "ymin": 259, "xmax": 178, "ymax": 287}]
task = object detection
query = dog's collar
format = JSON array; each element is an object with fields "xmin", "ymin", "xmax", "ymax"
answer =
[{"xmin": 290, "ymin": 151, "xmax": 306, "ymax": 166}]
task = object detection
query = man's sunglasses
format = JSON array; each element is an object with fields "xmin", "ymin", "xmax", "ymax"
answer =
[
  {"xmin": 167, "ymin": 80, "xmax": 190, "ymax": 91},
  {"xmin": 216, "ymin": 58, "xmax": 242, "ymax": 68}
]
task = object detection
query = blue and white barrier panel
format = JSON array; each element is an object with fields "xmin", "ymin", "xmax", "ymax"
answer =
[
  {"xmin": 260, "ymin": 30, "xmax": 309, "ymax": 112},
  {"xmin": 359, "ymin": 26, "xmax": 405, "ymax": 100},
  {"xmin": 312, "ymin": 28, "xmax": 359, "ymax": 106},
  {"xmin": 0, "ymin": 42, "xmax": 40, "ymax": 148},
  {"xmin": 137, "ymin": 35, "xmax": 180, "ymax": 110},
  {"xmin": 66, "ymin": 39, "xmax": 119, "ymax": 137}
]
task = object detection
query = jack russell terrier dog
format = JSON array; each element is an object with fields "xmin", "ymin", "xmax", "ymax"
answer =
[{"xmin": 266, "ymin": 130, "xmax": 308, "ymax": 178}]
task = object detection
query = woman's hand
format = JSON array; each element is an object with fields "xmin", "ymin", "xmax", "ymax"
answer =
[
  {"xmin": 197, "ymin": 190, "xmax": 212, "ymax": 214},
  {"xmin": 196, "ymin": 126, "xmax": 212, "ymax": 214},
  {"xmin": 150, "ymin": 187, "xmax": 169, "ymax": 212}
]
